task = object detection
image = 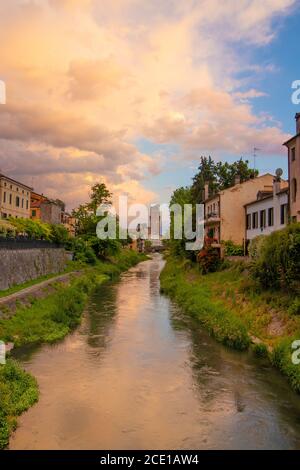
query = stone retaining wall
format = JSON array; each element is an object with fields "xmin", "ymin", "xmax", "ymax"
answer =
[{"xmin": 0, "ymin": 248, "xmax": 68, "ymax": 291}]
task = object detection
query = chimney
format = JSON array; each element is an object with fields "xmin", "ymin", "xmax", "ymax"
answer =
[
  {"xmin": 273, "ymin": 177, "xmax": 281, "ymax": 197},
  {"xmin": 204, "ymin": 182, "xmax": 209, "ymax": 200},
  {"xmin": 296, "ymin": 113, "xmax": 300, "ymax": 134},
  {"xmin": 234, "ymin": 175, "xmax": 241, "ymax": 186}
]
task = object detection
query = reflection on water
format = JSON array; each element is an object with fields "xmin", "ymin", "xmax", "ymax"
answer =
[{"xmin": 11, "ymin": 254, "xmax": 300, "ymax": 449}]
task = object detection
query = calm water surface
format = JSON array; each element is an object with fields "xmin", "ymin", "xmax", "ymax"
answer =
[{"xmin": 10, "ymin": 255, "xmax": 300, "ymax": 449}]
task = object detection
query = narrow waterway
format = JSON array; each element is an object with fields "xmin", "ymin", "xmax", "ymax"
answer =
[{"xmin": 10, "ymin": 255, "xmax": 300, "ymax": 449}]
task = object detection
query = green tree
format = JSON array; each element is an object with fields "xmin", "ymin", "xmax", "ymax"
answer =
[
  {"xmin": 72, "ymin": 181, "xmax": 123, "ymax": 260},
  {"xmin": 88, "ymin": 183, "xmax": 112, "ymax": 215},
  {"xmin": 169, "ymin": 186, "xmax": 196, "ymax": 259},
  {"xmin": 191, "ymin": 156, "xmax": 258, "ymax": 202},
  {"xmin": 191, "ymin": 156, "xmax": 217, "ymax": 202}
]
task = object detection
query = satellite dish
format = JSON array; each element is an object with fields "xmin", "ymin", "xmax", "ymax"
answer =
[{"xmin": 275, "ymin": 168, "xmax": 283, "ymax": 178}]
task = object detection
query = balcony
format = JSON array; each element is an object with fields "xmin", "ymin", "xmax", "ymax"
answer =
[{"xmin": 205, "ymin": 211, "xmax": 220, "ymax": 224}]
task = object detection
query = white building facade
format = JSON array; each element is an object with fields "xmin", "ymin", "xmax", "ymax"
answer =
[{"xmin": 245, "ymin": 179, "xmax": 288, "ymax": 242}]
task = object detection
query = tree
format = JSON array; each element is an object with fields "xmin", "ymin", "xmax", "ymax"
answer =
[
  {"xmin": 191, "ymin": 157, "xmax": 258, "ymax": 202},
  {"xmin": 169, "ymin": 186, "xmax": 196, "ymax": 260},
  {"xmin": 88, "ymin": 183, "xmax": 112, "ymax": 215},
  {"xmin": 191, "ymin": 156, "xmax": 217, "ymax": 203},
  {"xmin": 72, "ymin": 181, "xmax": 123, "ymax": 260}
]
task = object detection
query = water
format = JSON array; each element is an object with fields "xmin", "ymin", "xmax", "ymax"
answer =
[{"xmin": 10, "ymin": 255, "xmax": 300, "ymax": 449}]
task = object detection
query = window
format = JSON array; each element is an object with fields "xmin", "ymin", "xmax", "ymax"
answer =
[
  {"xmin": 3, "ymin": 192, "xmax": 6, "ymax": 203},
  {"xmin": 252, "ymin": 212, "xmax": 258, "ymax": 229},
  {"xmin": 291, "ymin": 147, "xmax": 296, "ymax": 162},
  {"xmin": 292, "ymin": 178, "xmax": 297, "ymax": 203},
  {"xmin": 26, "ymin": 200, "xmax": 29, "ymax": 210},
  {"xmin": 9, "ymin": 194, "xmax": 12, "ymax": 204},
  {"xmin": 21, "ymin": 198, "xmax": 24, "ymax": 208},
  {"xmin": 280, "ymin": 204, "xmax": 287, "ymax": 225},
  {"xmin": 260, "ymin": 210, "xmax": 266, "ymax": 229},
  {"xmin": 268, "ymin": 207, "xmax": 274, "ymax": 227},
  {"xmin": 16, "ymin": 196, "xmax": 20, "ymax": 207},
  {"xmin": 246, "ymin": 214, "xmax": 251, "ymax": 230},
  {"xmin": 32, "ymin": 209, "xmax": 36, "ymax": 217}
]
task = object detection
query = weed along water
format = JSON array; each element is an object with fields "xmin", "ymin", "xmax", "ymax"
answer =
[{"xmin": 9, "ymin": 255, "xmax": 300, "ymax": 450}]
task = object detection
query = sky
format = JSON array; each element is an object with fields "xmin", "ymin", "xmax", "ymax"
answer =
[{"xmin": 0, "ymin": 0, "xmax": 300, "ymax": 211}]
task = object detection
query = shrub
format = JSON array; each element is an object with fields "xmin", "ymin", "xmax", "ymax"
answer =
[
  {"xmin": 288, "ymin": 298, "xmax": 300, "ymax": 316},
  {"xmin": 271, "ymin": 338, "xmax": 300, "ymax": 393},
  {"xmin": 197, "ymin": 246, "xmax": 221, "ymax": 274},
  {"xmin": 250, "ymin": 224, "xmax": 300, "ymax": 291},
  {"xmin": 49, "ymin": 224, "xmax": 69, "ymax": 244},
  {"xmin": 66, "ymin": 237, "xmax": 97, "ymax": 265},
  {"xmin": 252, "ymin": 343, "xmax": 268, "ymax": 358},
  {"xmin": 248, "ymin": 235, "xmax": 265, "ymax": 260},
  {"xmin": 223, "ymin": 240, "xmax": 244, "ymax": 256},
  {"xmin": 0, "ymin": 221, "xmax": 16, "ymax": 238},
  {"xmin": 0, "ymin": 360, "xmax": 38, "ymax": 449}
]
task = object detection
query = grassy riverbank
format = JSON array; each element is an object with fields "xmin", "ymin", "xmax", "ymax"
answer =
[
  {"xmin": 160, "ymin": 256, "xmax": 300, "ymax": 391},
  {"xmin": 0, "ymin": 249, "xmax": 147, "ymax": 448}
]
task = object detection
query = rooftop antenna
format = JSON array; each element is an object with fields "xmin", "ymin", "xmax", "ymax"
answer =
[{"xmin": 253, "ymin": 147, "xmax": 260, "ymax": 171}]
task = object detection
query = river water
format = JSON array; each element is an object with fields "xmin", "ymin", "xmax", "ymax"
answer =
[{"xmin": 10, "ymin": 255, "xmax": 300, "ymax": 449}]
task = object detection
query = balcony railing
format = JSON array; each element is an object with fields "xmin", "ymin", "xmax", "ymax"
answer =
[
  {"xmin": 0, "ymin": 236, "xmax": 62, "ymax": 250},
  {"xmin": 206, "ymin": 211, "xmax": 220, "ymax": 219}
]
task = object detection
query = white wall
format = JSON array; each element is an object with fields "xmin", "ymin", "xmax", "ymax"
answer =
[{"xmin": 246, "ymin": 192, "xmax": 288, "ymax": 240}]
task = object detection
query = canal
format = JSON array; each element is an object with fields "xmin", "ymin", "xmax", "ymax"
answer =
[{"xmin": 10, "ymin": 254, "xmax": 300, "ymax": 449}]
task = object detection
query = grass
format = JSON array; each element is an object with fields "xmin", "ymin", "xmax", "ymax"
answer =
[
  {"xmin": 160, "ymin": 256, "xmax": 300, "ymax": 392},
  {"xmin": 0, "ymin": 359, "xmax": 38, "ymax": 449},
  {"xmin": 160, "ymin": 257, "xmax": 250, "ymax": 350},
  {"xmin": 0, "ymin": 248, "xmax": 147, "ymax": 448}
]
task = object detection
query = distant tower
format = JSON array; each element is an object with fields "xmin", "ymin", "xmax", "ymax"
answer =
[
  {"xmin": 149, "ymin": 205, "xmax": 162, "ymax": 245},
  {"xmin": 0, "ymin": 80, "xmax": 6, "ymax": 104}
]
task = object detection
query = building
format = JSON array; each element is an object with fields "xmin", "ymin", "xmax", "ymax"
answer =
[
  {"xmin": 244, "ymin": 174, "xmax": 289, "ymax": 243},
  {"xmin": 0, "ymin": 174, "xmax": 32, "ymax": 219},
  {"xmin": 31, "ymin": 192, "xmax": 62, "ymax": 224},
  {"xmin": 148, "ymin": 204, "xmax": 163, "ymax": 248},
  {"xmin": 283, "ymin": 113, "xmax": 300, "ymax": 222},
  {"xmin": 61, "ymin": 212, "xmax": 76, "ymax": 237},
  {"xmin": 204, "ymin": 173, "xmax": 275, "ymax": 248}
]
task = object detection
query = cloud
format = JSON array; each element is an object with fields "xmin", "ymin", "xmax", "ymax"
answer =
[
  {"xmin": 0, "ymin": 0, "xmax": 297, "ymax": 208},
  {"xmin": 67, "ymin": 58, "xmax": 124, "ymax": 101},
  {"xmin": 234, "ymin": 89, "xmax": 268, "ymax": 100}
]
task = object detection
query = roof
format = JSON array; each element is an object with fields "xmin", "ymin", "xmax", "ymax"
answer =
[
  {"xmin": 283, "ymin": 133, "xmax": 300, "ymax": 146},
  {"xmin": 31, "ymin": 201, "xmax": 41, "ymax": 209},
  {"xmin": 0, "ymin": 173, "xmax": 33, "ymax": 191},
  {"xmin": 31, "ymin": 191, "xmax": 48, "ymax": 201},
  {"xmin": 203, "ymin": 174, "xmax": 274, "ymax": 204},
  {"xmin": 244, "ymin": 187, "xmax": 289, "ymax": 207}
]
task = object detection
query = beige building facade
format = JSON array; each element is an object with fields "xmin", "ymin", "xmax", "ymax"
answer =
[
  {"xmin": 204, "ymin": 174, "xmax": 275, "ymax": 247},
  {"xmin": 284, "ymin": 113, "xmax": 300, "ymax": 222},
  {"xmin": 0, "ymin": 174, "xmax": 32, "ymax": 219}
]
